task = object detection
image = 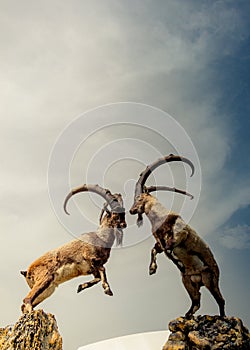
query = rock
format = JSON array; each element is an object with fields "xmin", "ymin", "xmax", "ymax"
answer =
[
  {"xmin": 0, "ymin": 309, "xmax": 62, "ymax": 350},
  {"xmin": 163, "ymin": 315, "xmax": 250, "ymax": 350}
]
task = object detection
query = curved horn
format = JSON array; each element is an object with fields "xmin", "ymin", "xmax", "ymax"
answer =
[
  {"xmin": 99, "ymin": 202, "xmax": 111, "ymax": 224},
  {"xmin": 145, "ymin": 186, "xmax": 194, "ymax": 199},
  {"xmin": 134, "ymin": 154, "xmax": 195, "ymax": 198},
  {"xmin": 63, "ymin": 184, "xmax": 124, "ymax": 215}
]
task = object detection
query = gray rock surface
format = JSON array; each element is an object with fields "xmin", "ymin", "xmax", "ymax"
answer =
[
  {"xmin": 0, "ymin": 309, "xmax": 62, "ymax": 350},
  {"xmin": 163, "ymin": 315, "xmax": 250, "ymax": 350}
]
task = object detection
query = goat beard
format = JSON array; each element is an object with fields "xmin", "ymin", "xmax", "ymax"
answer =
[
  {"xmin": 136, "ymin": 213, "xmax": 143, "ymax": 227},
  {"xmin": 115, "ymin": 228, "xmax": 123, "ymax": 247}
]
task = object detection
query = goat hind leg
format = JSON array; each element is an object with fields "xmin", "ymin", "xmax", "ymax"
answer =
[
  {"xmin": 21, "ymin": 276, "xmax": 55, "ymax": 313},
  {"xmin": 182, "ymin": 274, "xmax": 201, "ymax": 318},
  {"xmin": 202, "ymin": 271, "xmax": 225, "ymax": 316}
]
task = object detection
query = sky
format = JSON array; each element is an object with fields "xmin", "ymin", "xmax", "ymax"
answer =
[{"xmin": 0, "ymin": 1, "xmax": 250, "ymax": 349}]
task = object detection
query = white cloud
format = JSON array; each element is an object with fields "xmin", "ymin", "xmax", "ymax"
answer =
[
  {"xmin": 219, "ymin": 224, "xmax": 250, "ymax": 249},
  {"xmin": 0, "ymin": 1, "xmax": 250, "ymax": 349}
]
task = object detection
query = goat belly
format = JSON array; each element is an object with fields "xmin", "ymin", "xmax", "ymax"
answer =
[
  {"xmin": 173, "ymin": 247, "xmax": 204, "ymax": 271},
  {"xmin": 55, "ymin": 261, "xmax": 90, "ymax": 284}
]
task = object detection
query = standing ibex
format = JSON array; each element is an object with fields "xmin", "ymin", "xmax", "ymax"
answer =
[
  {"xmin": 21, "ymin": 184, "xmax": 126, "ymax": 313},
  {"xmin": 130, "ymin": 154, "xmax": 225, "ymax": 317}
]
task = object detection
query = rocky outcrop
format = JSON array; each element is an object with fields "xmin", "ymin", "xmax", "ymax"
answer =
[
  {"xmin": 163, "ymin": 315, "xmax": 250, "ymax": 350},
  {"xmin": 0, "ymin": 309, "xmax": 62, "ymax": 350}
]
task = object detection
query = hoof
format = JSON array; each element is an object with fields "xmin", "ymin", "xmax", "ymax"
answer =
[
  {"xmin": 77, "ymin": 284, "xmax": 85, "ymax": 293},
  {"xmin": 149, "ymin": 264, "xmax": 157, "ymax": 275},
  {"xmin": 21, "ymin": 303, "xmax": 33, "ymax": 313},
  {"xmin": 104, "ymin": 288, "xmax": 113, "ymax": 296},
  {"xmin": 185, "ymin": 311, "xmax": 195, "ymax": 319}
]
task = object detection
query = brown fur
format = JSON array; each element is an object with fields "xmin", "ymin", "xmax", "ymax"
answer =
[
  {"xmin": 130, "ymin": 193, "xmax": 225, "ymax": 317},
  {"xmin": 21, "ymin": 213, "xmax": 126, "ymax": 313}
]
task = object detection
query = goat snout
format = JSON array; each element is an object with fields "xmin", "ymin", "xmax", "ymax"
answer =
[
  {"xmin": 129, "ymin": 207, "xmax": 138, "ymax": 215},
  {"xmin": 117, "ymin": 222, "xmax": 127, "ymax": 230},
  {"xmin": 119, "ymin": 222, "xmax": 127, "ymax": 229}
]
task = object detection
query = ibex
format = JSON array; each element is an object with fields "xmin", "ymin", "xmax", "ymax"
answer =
[
  {"xmin": 130, "ymin": 154, "xmax": 225, "ymax": 317},
  {"xmin": 21, "ymin": 184, "xmax": 126, "ymax": 313}
]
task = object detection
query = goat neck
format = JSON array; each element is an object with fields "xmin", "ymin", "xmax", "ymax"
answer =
[
  {"xmin": 96, "ymin": 214, "xmax": 122, "ymax": 248},
  {"xmin": 144, "ymin": 195, "xmax": 169, "ymax": 230},
  {"xmin": 94, "ymin": 226, "xmax": 115, "ymax": 248}
]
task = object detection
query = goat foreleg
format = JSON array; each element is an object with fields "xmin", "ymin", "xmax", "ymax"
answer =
[
  {"xmin": 98, "ymin": 266, "xmax": 113, "ymax": 296},
  {"xmin": 77, "ymin": 270, "xmax": 101, "ymax": 293},
  {"xmin": 164, "ymin": 249, "xmax": 185, "ymax": 273},
  {"xmin": 77, "ymin": 267, "xmax": 113, "ymax": 296},
  {"xmin": 149, "ymin": 242, "xmax": 163, "ymax": 275}
]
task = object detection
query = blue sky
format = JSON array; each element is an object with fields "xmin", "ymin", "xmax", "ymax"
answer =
[
  {"xmin": 0, "ymin": 1, "xmax": 249, "ymax": 349},
  {"xmin": 214, "ymin": 35, "xmax": 250, "ymax": 171}
]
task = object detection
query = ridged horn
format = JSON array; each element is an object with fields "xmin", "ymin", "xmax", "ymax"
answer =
[
  {"xmin": 63, "ymin": 184, "xmax": 124, "ymax": 215},
  {"xmin": 134, "ymin": 154, "xmax": 194, "ymax": 198},
  {"xmin": 145, "ymin": 186, "xmax": 194, "ymax": 199}
]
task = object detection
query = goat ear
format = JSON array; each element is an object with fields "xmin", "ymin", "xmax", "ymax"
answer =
[
  {"xmin": 137, "ymin": 213, "xmax": 143, "ymax": 227},
  {"xmin": 100, "ymin": 202, "xmax": 111, "ymax": 223},
  {"xmin": 106, "ymin": 209, "xmax": 111, "ymax": 217},
  {"xmin": 99, "ymin": 208, "xmax": 105, "ymax": 224}
]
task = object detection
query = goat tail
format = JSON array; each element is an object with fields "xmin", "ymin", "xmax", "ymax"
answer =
[{"xmin": 20, "ymin": 270, "xmax": 27, "ymax": 277}]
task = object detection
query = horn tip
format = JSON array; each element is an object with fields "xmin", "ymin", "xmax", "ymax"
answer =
[{"xmin": 63, "ymin": 206, "xmax": 70, "ymax": 215}]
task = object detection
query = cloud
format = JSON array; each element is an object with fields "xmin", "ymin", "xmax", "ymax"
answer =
[
  {"xmin": 0, "ymin": 1, "xmax": 250, "ymax": 349},
  {"xmin": 219, "ymin": 224, "xmax": 250, "ymax": 249}
]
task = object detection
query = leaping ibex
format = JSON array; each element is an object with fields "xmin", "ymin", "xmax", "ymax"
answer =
[
  {"xmin": 130, "ymin": 154, "xmax": 225, "ymax": 317},
  {"xmin": 21, "ymin": 184, "xmax": 126, "ymax": 313}
]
